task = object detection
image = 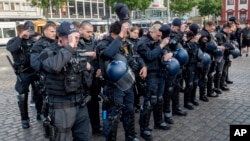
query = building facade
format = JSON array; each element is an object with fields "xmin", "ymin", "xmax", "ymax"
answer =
[
  {"xmin": 221, "ymin": 0, "xmax": 250, "ymax": 24},
  {"xmin": 0, "ymin": 0, "xmax": 43, "ymax": 21}
]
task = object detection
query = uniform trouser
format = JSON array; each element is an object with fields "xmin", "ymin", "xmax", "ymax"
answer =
[
  {"xmin": 163, "ymin": 75, "xmax": 176, "ymax": 114},
  {"xmin": 198, "ymin": 65, "xmax": 210, "ymax": 96},
  {"xmin": 87, "ymin": 78, "xmax": 101, "ymax": 133},
  {"xmin": 184, "ymin": 65, "xmax": 198, "ymax": 104},
  {"xmin": 48, "ymin": 94, "xmax": 90, "ymax": 141},
  {"xmin": 31, "ymin": 81, "xmax": 43, "ymax": 114},
  {"xmin": 221, "ymin": 59, "xmax": 231, "ymax": 86},
  {"xmin": 207, "ymin": 61, "xmax": 216, "ymax": 93},
  {"xmin": 214, "ymin": 59, "xmax": 225, "ymax": 89},
  {"xmin": 140, "ymin": 76, "xmax": 165, "ymax": 130},
  {"xmin": 15, "ymin": 70, "xmax": 36, "ymax": 120},
  {"xmin": 134, "ymin": 76, "xmax": 144, "ymax": 108},
  {"xmin": 103, "ymin": 84, "xmax": 136, "ymax": 141},
  {"xmin": 172, "ymin": 73, "xmax": 183, "ymax": 112}
]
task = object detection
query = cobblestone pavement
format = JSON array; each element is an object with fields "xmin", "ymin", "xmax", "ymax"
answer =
[{"xmin": 0, "ymin": 47, "xmax": 250, "ymax": 141}]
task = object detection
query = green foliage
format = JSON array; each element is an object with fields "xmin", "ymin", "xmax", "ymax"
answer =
[
  {"xmin": 197, "ymin": 0, "xmax": 222, "ymax": 17},
  {"xmin": 105, "ymin": 0, "xmax": 152, "ymax": 11},
  {"xmin": 170, "ymin": 0, "xmax": 199, "ymax": 16},
  {"xmin": 27, "ymin": 0, "xmax": 68, "ymax": 8}
]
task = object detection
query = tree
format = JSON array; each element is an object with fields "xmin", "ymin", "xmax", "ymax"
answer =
[
  {"xmin": 197, "ymin": 0, "xmax": 222, "ymax": 17},
  {"xmin": 105, "ymin": 0, "xmax": 152, "ymax": 12},
  {"xmin": 27, "ymin": 0, "xmax": 68, "ymax": 18},
  {"xmin": 170, "ymin": 0, "xmax": 199, "ymax": 17}
]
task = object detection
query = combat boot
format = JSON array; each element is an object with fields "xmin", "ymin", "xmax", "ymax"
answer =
[
  {"xmin": 164, "ymin": 112, "xmax": 174, "ymax": 124},
  {"xmin": 139, "ymin": 102, "xmax": 153, "ymax": 141},
  {"xmin": 17, "ymin": 93, "xmax": 30, "ymax": 129}
]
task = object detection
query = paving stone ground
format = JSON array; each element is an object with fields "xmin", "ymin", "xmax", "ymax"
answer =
[{"xmin": 0, "ymin": 47, "xmax": 250, "ymax": 141}]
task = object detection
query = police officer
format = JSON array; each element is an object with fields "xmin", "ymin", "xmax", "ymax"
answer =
[
  {"xmin": 127, "ymin": 26, "xmax": 144, "ymax": 113},
  {"xmin": 6, "ymin": 21, "xmax": 38, "ymax": 128},
  {"xmin": 39, "ymin": 21, "xmax": 92, "ymax": 141},
  {"xmin": 164, "ymin": 18, "xmax": 187, "ymax": 117},
  {"xmin": 78, "ymin": 21, "xmax": 102, "ymax": 136},
  {"xmin": 198, "ymin": 21, "xmax": 219, "ymax": 99},
  {"xmin": 137, "ymin": 23, "xmax": 171, "ymax": 141},
  {"xmin": 97, "ymin": 3, "xmax": 143, "ymax": 141},
  {"xmin": 214, "ymin": 23, "xmax": 234, "ymax": 93},
  {"xmin": 30, "ymin": 22, "xmax": 57, "ymax": 120},
  {"xmin": 183, "ymin": 23, "xmax": 201, "ymax": 110}
]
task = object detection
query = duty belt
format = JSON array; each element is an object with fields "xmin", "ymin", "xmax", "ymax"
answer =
[{"xmin": 49, "ymin": 95, "xmax": 91, "ymax": 109}]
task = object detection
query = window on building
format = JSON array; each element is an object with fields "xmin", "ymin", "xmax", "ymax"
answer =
[
  {"xmin": 240, "ymin": 13, "xmax": 246, "ymax": 24},
  {"xmin": 227, "ymin": 0, "xmax": 234, "ymax": 5},
  {"xmin": 69, "ymin": 2, "xmax": 75, "ymax": 16},
  {"xmin": 3, "ymin": 28, "xmax": 15, "ymax": 38},
  {"xmin": 77, "ymin": 1, "xmax": 84, "ymax": 17},
  {"xmin": 105, "ymin": 4, "xmax": 110, "ymax": 19},
  {"xmin": 10, "ymin": 3, "xmax": 15, "ymax": 10},
  {"xmin": 15, "ymin": 3, "xmax": 20, "ymax": 11},
  {"xmin": 98, "ymin": 3, "xmax": 104, "ymax": 17},
  {"xmin": 92, "ymin": 3, "xmax": 98, "ymax": 18},
  {"xmin": 85, "ymin": 2, "xmax": 91, "ymax": 17},
  {"xmin": 20, "ymin": 3, "xmax": 24, "ymax": 11},
  {"xmin": 0, "ymin": 28, "xmax": 3, "ymax": 38},
  {"xmin": 0, "ymin": 2, "xmax": 3, "ymax": 10},
  {"xmin": 240, "ymin": 0, "xmax": 247, "ymax": 4},
  {"xmin": 4, "ymin": 2, "xmax": 9, "ymax": 10}
]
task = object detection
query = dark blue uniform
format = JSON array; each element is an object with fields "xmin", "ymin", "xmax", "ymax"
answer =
[
  {"xmin": 137, "ymin": 34, "xmax": 170, "ymax": 141},
  {"xmin": 97, "ymin": 35, "xmax": 141, "ymax": 141},
  {"xmin": 30, "ymin": 37, "xmax": 56, "ymax": 119},
  {"xmin": 6, "ymin": 36, "xmax": 37, "ymax": 128},
  {"xmin": 40, "ymin": 43, "xmax": 92, "ymax": 141}
]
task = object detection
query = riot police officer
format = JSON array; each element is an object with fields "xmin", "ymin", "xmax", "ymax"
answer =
[
  {"xmin": 182, "ymin": 23, "xmax": 202, "ymax": 110},
  {"xmin": 163, "ymin": 18, "xmax": 188, "ymax": 119},
  {"xmin": 214, "ymin": 23, "xmax": 235, "ymax": 93},
  {"xmin": 198, "ymin": 21, "xmax": 219, "ymax": 99},
  {"xmin": 97, "ymin": 20, "xmax": 142, "ymax": 141},
  {"xmin": 30, "ymin": 22, "xmax": 57, "ymax": 120},
  {"xmin": 78, "ymin": 21, "xmax": 102, "ymax": 136},
  {"xmin": 97, "ymin": 4, "xmax": 144, "ymax": 141},
  {"xmin": 39, "ymin": 21, "xmax": 92, "ymax": 141},
  {"xmin": 137, "ymin": 23, "xmax": 171, "ymax": 141},
  {"xmin": 127, "ymin": 26, "xmax": 144, "ymax": 113},
  {"xmin": 6, "ymin": 21, "xmax": 38, "ymax": 128}
]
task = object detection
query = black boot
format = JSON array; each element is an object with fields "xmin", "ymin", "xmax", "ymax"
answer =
[
  {"xmin": 139, "ymin": 101, "xmax": 153, "ymax": 141},
  {"xmin": 164, "ymin": 112, "xmax": 174, "ymax": 124},
  {"xmin": 153, "ymin": 97, "xmax": 171, "ymax": 130},
  {"xmin": 191, "ymin": 87, "xmax": 199, "ymax": 106},
  {"xmin": 199, "ymin": 86, "xmax": 209, "ymax": 102},
  {"xmin": 213, "ymin": 72, "xmax": 223, "ymax": 94},
  {"xmin": 220, "ymin": 73, "xmax": 230, "ymax": 91},
  {"xmin": 172, "ymin": 88, "xmax": 187, "ymax": 116},
  {"xmin": 123, "ymin": 111, "xmax": 139, "ymax": 141},
  {"xmin": 17, "ymin": 93, "xmax": 30, "ymax": 129},
  {"xmin": 184, "ymin": 86, "xmax": 194, "ymax": 110}
]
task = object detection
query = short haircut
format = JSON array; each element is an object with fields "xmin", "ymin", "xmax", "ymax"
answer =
[
  {"xmin": 130, "ymin": 26, "xmax": 140, "ymax": 32},
  {"xmin": 79, "ymin": 20, "xmax": 93, "ymax": 29},
  {"xmin": 16, "ymin": 24, "xmax": 24, "ymax": 33},
  {"xmin": 43, "ymin": 23, "xmax": 57, "ymax": 32},
  {"xmin": 206, "ymin": 21, "xmax": 216, "ymax": 27},
  {"xmin": 109, "ymin": 21, "xmax": 121, "ymax": 34},
  {"xmin": 223, "ymin": 22, "xmax": 233, "ymax": 28},
  {"xmin": 72, "ymin": 21, "xmax": 81, "ymax": 29},
  {"xmin": 150, "ymin": 23, "xmax": 162, "ymax": 32},
  {"xmin": 152, "ymin": 21, "xmax": 163, "ymax": 25}
]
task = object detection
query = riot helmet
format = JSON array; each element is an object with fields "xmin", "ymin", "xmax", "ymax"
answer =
[
  {"xmin": 230, "ymin": 47, "xmax": 240, "ymax": 58},
  {"xmin": 174, "ymin": 47, "xmax": 189, "ymax": 66},
  {"xmin": 162, "ymin": 58, "xmax": 180, "ymax": 76},
  {"xmin": 199, "ymin": 52, "xmax": 211, "ymax": 68},
  {"xmin": 106, "ymin": 60, "xmax": 135, "ymax": 91}
]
